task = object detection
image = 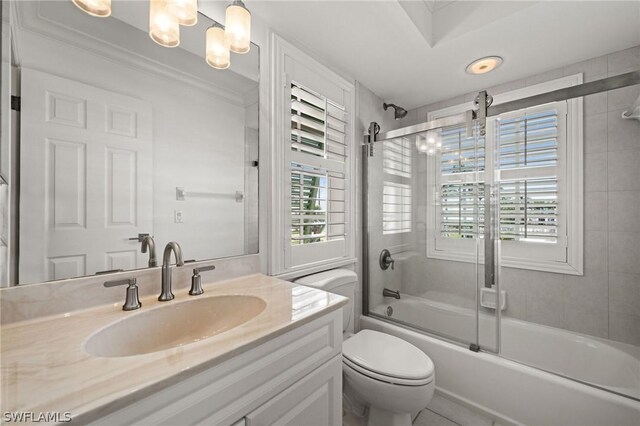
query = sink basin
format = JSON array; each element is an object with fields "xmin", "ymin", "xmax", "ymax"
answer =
[{"xmin": 85, "ymin": 295, "xmax": 267, "ymax": 357}]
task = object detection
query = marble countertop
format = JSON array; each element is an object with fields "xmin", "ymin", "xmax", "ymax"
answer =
[{"xmin": 0, "ymin": 274, "xmax": 347, "ymax": 423}]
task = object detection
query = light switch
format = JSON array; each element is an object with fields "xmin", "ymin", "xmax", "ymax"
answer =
[{"xmin": 174, "ymin": 210, "xmax": 183, "ymax": 223}]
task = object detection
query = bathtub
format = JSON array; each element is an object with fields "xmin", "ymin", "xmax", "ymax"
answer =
[{"xmin": 364, "ymin": 296, "xmax": 640, "ymax": 426}]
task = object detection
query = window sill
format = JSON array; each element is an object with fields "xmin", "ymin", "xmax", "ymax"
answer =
[
  {"xmin": 426, "ymin": 250, "xmax": 582, "ymax": 276},
  {"xmin": 273, "ymin": 257, "xmax": 357, "ymax": 281}
]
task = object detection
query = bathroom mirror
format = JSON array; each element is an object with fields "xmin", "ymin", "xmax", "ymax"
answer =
[{"xmin": 1, "ymin": 1, "xmax": 259, "ymax": 286}]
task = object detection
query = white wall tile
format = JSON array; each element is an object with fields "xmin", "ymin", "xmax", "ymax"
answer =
[
  {"xmin": 563, "ymin": 304, "xmax": 608, "ymax": 339},
  {"xmin": 564, "ymin": 55, "xmax": 608, "ymax": 80},
  {"xmin": 584, "ymin": 90, "xmax": 608, "ymax": 117},
  {"xmin": 607, "ymin": 85, "xmax": 640, "ymax": 112},
  {"xmin": 608, "ymin": 150, "xmax": 640, "ymax": 191},
  {"xmin": 525, "ymin": 68, "xmax": 564, "ymax": 86},
  {"xmin": 524, "ymin": 271, "xmax": 565, "ymax": 329},
  {"xmin": 585, "ymin": 152, "xmax": 608, "ymax": 192},
  {"xmin": 563, "ymin": 270, "xmax": 608, "ymax": 310},
  {"xmin": 609, "ymin": 271, "xmax": 640, "ymax": 316},
  {"xmin": 609, "ymin": 311, "xmax": 640, "ymax": 346},
  {"xmin": 607, "ymin": 110, "xmax": 640, "ymax": 152},
  {"xmin": 585, "ymin": 191, "xmax": 607, "ymax": 231},
  {"xmin": 608, "ymin": 231, "xmax": 640, "ymax": 274},
  {"xmin": 584, "ymin": 113, "xmax": 607, "ymax": 153},
  {"xmin": 608, "ymin": 190, "xmax": 640, "ymax": 232},
  {"xmin": 607, "ymin": 46, "xmax": 640, "ymax": 75},
  {"xmin": 584, "ymin": 231, "xmax": 608, "ymax": 272}
]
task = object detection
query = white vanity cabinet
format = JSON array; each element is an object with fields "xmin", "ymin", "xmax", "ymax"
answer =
[
  {"xmin": 84, "ymin": 309, "xmax": 343, "ymax": 426},
  {"xmin": 244, "ymin": 354, "xmax": 342, "ymax": 426}
]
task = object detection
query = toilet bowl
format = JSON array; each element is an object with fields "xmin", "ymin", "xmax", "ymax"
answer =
[
  {"xmin": 343, "ymin": 329, "xmax": 434, "ymax": 426},
  {"xmin": 294, "ymin": 269, "xmax": 436, "ymax": 426}
]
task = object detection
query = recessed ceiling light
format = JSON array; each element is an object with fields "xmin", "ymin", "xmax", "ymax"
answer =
[{"xmin": 466, "ymin": 56, "xmax": 503, "ymax": 75}]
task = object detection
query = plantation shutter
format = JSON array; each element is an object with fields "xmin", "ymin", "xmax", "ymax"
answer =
[
  {"xmin": 288, "ymin": 81, "xmax": 350, "ymax": 267},
  {"xmin": 437, "ymin": 103, "xmax": 565, "ymax": 250},
  {"xmin": 382, "ymin": 137, "xmax": 412, "ymax": 234}
]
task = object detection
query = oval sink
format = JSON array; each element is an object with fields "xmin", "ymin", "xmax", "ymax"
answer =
[{"xmin": 85, "ymin": 295, "xmax": 266, "ymax": 357}]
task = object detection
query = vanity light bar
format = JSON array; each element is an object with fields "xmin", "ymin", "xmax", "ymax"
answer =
[{"xmin": 70, "ymin": 0, "xmax": 252, "ymax": 69}]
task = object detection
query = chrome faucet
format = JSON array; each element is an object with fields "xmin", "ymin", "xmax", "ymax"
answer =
[
  {"xmin": 141, "ymin": 236, "xmax": 157, "ymax": 267},
  {"xmin": 159, "ymin": 242, "xmax": 184, "ymax": 301}
]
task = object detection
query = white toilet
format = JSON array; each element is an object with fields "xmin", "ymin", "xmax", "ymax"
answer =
[{"xmin": 295, "ymin": 269, "xmax": 435, "ymax": 426}]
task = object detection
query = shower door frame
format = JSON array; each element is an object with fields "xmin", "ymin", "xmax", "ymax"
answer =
[{"xmin": 362, "ymin": 70, "xmax": 640, "ymax": 353}]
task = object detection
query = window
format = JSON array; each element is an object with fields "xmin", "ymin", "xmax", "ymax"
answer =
[
  {"xmin": 271, "ymin": 35, "xmax": 355, "ymax": 274},
  {"xmin": 383, "ymin": 181, "xmax": 411, "ymax": 234},
  {"xmin": 289, "ymin": 83, "xmax": 347, "ymax": 246},
  {"xmin": 427, "ymin": 75, "xmax": 583, "ymax": 275},
  {"xmin": 382, "ymin": 137, "xmax": 412, "ymax": 235}
]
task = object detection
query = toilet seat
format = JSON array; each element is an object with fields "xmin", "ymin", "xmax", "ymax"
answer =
[{"xmin": 343, "ymin": 330, "xmax": 434, "ymax": 386}]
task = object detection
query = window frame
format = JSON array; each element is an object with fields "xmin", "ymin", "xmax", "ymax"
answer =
[
  {"xmin": 270, "ymin": 34, "xmax": 356, "ymax": 276},
  {"xmin": 426, "ymin": 75, "xmax": 584, "ymax": 275}
]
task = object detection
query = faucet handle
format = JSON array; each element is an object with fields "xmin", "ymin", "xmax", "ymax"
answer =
[
  {"xmin": 190, "ymin": 265, "xmax": 216, "ymax": 296},
  {"xmin": 193, "ymin": 265, "xmax": 216, "ymax": 274},
  {"xmin": 104, "ymin": 278, "xmax": 141, "ymax": 311}
]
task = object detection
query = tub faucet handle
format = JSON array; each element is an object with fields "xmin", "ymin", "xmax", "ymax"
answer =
[{"xmin": 379, "ymin": 249, "xmax": 395, "ymax": 271}]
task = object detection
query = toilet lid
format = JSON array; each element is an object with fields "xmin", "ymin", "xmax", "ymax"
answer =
[{"xmin": 343, "ymin": 330, "xmax": 434, "ymax": 381}]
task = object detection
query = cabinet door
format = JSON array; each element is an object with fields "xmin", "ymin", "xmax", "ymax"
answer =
[{"xmin": 245, "ymin": 355, "xmax": 342, "ymax": 426}]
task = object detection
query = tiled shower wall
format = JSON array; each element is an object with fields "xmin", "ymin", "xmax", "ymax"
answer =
[{"xmin": 401, "ymin": 46, "xmax": 640, "ymax": 346}]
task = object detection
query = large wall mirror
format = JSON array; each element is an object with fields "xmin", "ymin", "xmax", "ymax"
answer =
[{"xmin": 0, "ymin": 1, "xmax": 259, "ymax": 286}]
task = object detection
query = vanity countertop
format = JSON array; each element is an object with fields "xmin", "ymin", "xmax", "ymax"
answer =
[{"xmin": 0, "ymin": 274, "xmax": 347, "ymax": 423}]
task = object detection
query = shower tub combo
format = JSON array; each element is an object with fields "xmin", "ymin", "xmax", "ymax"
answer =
[{"xmin": 361, "ymin": 71, "xmax": 640, "ymax": 425}]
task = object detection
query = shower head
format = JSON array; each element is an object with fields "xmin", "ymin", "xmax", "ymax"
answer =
[{"xmin": 383, "ymin": 102, "xmax": 408, "ymax": 120}]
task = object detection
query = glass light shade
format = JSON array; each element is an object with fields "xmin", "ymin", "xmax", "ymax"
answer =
[
  {"xmin": 167, "ymin": 0, "xmax": 198, "ymax": 26},
  {"xmin": 465, "ymin": 56, "xmax": 503, "ymax": 75},
  {"xmin": 206, "ymin": 25, "xmax": 230, "ymax": 70},
  {"xmin": 416, "ymin": 135, "xmax": 429, "ymax": 153},
  {"xmin": 150, "ymin": 0, "xmax": 180, "ymax": 48},
  {"xmin": 224, "ymin": 0, "xmax": 251, "ymax": 54},
  {"xmin": 72, "ymin": 0, "xmax": 111, "ymax": 17}
]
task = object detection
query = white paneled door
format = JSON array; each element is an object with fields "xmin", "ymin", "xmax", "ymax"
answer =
[{"xmin": 20, "ymin": 68, "xmax": 152, "ymax": 283}]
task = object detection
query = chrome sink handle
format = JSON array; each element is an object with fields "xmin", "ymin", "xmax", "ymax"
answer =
[
  {"xmin": 159, "ymin": 242, "xmax": 184, "ymax": 302},
  {"xmin": 190, "ymin": 265, "xmax": 216, "ymax": 296},
  {"xmin": 104, "ymin": 278, "xmax": 141, "ymax": 311},
  {"xmin": 379, "ymin": 249, "xmax": 395, "ymax": 270}
]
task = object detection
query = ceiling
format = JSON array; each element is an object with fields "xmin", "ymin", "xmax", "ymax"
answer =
[{"xmin": 247, "ymin": 0, "xmax": 640, "ymax": 109}]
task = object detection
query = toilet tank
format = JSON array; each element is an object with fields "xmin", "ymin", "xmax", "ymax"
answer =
[{"xmin": 294, "ymin": 269, "xmax": 357, "ymax": 333}]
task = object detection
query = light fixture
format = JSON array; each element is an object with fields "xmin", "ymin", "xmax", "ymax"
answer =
[
  {"xmin": 72, "ymin": 0, "xmax": 111, "ymax": 17},
  {"xmin": 417, "ymin": 132, "xmax": 441, "ymax": 155},
  {"xmin": 416, "ymin": 135, "xmax": 429, "ymax": 153},
  {"xmin": 206, "ymin": 24, "xmax": 231, "ymax": 69},
  {"xmin": 466, "ymin": 56, "xmax": 503, "ymax": 75},
  {"xmin": 225, "ymin": 0, "xmax": 251, "ymax": 54},
  {"xmin": 167, "ymin": 0, "xmax": 198, "ymax": 26},
  {"xmin": 150, "ymin": 0, "xmax": 180, "ymax": 48}
]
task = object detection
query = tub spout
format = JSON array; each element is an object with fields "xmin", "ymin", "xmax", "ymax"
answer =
[{"xmin": 383, "ymin": 288, "xmax": 401, "ymax": 299}]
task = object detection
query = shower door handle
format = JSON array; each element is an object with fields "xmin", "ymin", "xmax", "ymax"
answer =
[{"xmin": 484, "ymin": 183, "xmax": 495, "ymax": 288}]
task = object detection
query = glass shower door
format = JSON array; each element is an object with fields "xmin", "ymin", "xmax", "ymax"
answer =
[{"xmin": 365, "ymin": 121, "xmax": 499, "ymax": 350}]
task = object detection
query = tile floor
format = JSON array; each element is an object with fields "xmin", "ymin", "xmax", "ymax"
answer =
[{"xmin": 343, "ymin": 393, "xmax": 501, "ymax": 426}]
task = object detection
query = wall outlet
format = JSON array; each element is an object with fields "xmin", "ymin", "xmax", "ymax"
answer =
[{"xmin": 174, "ymin": 210, "xmax": 183, "ymax": 223}]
